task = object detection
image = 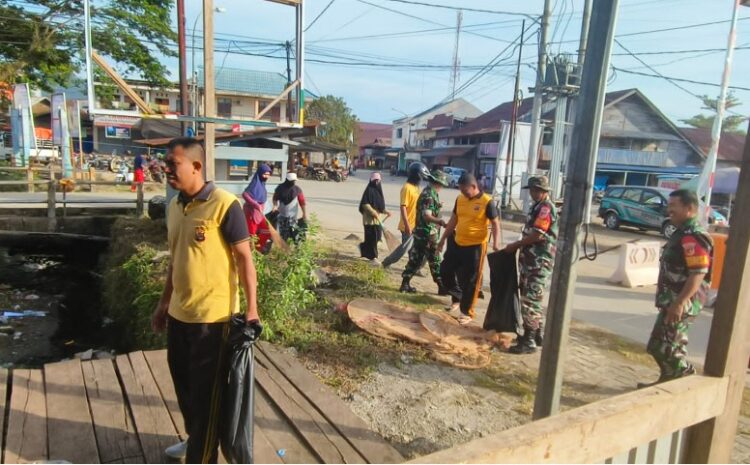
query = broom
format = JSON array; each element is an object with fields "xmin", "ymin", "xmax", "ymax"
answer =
[{"xmin": 377, "ymin": 218, "xmax": 400, "ymax": 253}]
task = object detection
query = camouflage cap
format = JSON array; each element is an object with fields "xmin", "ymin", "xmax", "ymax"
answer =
[
  {"xmin": 428, "ymin": 169, "xmax": 450, "ymax": 187},
  {"xmin": 522, "ymin": 175, "xmax": 551, "ymax": 192}
]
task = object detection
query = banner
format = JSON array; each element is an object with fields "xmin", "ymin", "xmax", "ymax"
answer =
[
  {"xmin": 13, "ymin": 83, "xmax": 35, "ymax": 166},
  {"xmin": 51, "ymin": 93, "xmax": 66, "ymax": 145},
  {"xmin": 66, "ymin": 99, "xmax": 81, "ymax": 138}
]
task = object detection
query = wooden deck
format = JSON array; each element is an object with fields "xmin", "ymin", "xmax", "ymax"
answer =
[{"xmin": 0, "ymin": 343, "xmax": 403, "ymax": 464}]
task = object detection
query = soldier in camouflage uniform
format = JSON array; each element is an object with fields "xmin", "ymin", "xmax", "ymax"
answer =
[
  {"xmin": 400, "ymin": 170, "xmax": 450, "ymax": 294},
  {"xmin": 639, "ymin": 189, "xmax": 713, "ymax": 388},
  {"xmin": 503, "ymin": 176, "xmax": 558, "ymax": 354}
]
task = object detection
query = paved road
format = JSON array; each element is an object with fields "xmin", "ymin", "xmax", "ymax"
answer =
[{"xmin": 297, "ymin": 170, "xmax": 712, "ymax": 367}]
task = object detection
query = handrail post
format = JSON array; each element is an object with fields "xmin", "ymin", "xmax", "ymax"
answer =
[
  {"xmin": 47, "ymin": 179, "xmax": 56, "ymax": 232},
  {"xmin": 136, "ymin": 182, "xmax": 144, "ymax": 217},
  {"xmin": 27, "ymin": 166, "xmax": 34, "ymax": 193}
]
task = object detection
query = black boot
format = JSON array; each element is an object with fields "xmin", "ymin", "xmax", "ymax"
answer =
[
  {"xmin": 509, "ymin": 330, "xmax": 537, "ymax": 354},
  {"xmin": 535, "ymin": 326, "xmax": 544, "ymax": 347},
  {"xmin": 400, "ymin": 278, "xmax": 417, "ymax": 294},
  {"xmin": 637, "ymin": 365, "xmax": 695, "ymax": 389}
]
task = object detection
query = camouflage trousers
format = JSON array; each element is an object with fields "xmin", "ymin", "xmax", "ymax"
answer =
[
  {"xmin": 519, "ymin": 249, "xmax": 553, "ymax": 331},
  {"xmin": 403, "ymin": 235, "xmax": 441, "ymax": 282},
  {"xmin": 646, "ymin": 299, "xmax": 701, "ymax": 378}
]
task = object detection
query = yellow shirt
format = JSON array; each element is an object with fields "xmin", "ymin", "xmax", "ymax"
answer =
[
  {"xmin": 398, "ymin": 182, "xmax": 420, "ymax": 232},
  {"xmin": 455, "ymin": 192, "xmax": 494, "ymax": 246},
  {"xmin": 167, "ymin": 185, "xmax": 241, "ymax": 323}
]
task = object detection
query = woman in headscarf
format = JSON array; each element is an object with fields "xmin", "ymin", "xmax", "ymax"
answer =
[
  {"xmin": 242, "ymin": 164, "xmax": 272, "ymax": 251},
  {"xmin": 358, "ymin": 172, "xmax": 391, "ymax": 262},
  {"xmin": 273, "ymin": 172, "xmax": 308, "ymax": 243}
]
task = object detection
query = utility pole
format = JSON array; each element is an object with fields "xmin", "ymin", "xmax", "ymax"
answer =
[
  {"xmin": 532, "ymin": 0, "xmax": 620, "ymax": 420},
  {"xmin": 177, "ymin": 0, "xmax": 189, "ymax": 135},
  {"xmin": 286, "ymin": 40, "xmax": 293, "ymax": 123},
  {"xmin": 449, "ymin": 10, "xmax": 463, "ymax": 100},
  {"xmin": 83, "ymin": 0, "xmax": 95, "ymax": 116},
  {"xmin": 203, "ymin": 0, "xmax": 216, "ymax": 181},
  {"xmin": 502, "ymin": 20, "xmax": 525, "ymax": 208},
  {"xmin": 697, "ymin": 0, "xmax": 743, "ymax": 223},
  {"xmin": 525, "ymin": 0, "xmax": 552, "ymax": 191}
]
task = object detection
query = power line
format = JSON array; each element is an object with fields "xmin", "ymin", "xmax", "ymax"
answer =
[
  {"xmin": 354, "ymin": 0, "xmax": 519, "ymax": 44},
  {"xmin": 309, "ymin": 19, "xmax": 522, "ymax": 44},
  {"xmin": 305, "ymin": 0, "xmax": 336, "ymax": 32},
  {"xmin": 611, "ymin": 66, "xmax": 750, "ymax": 92},
  {"xmin": 373, "ymin": 0, "xmax": 537, "ymax": 19},
  {"xmin": 612, "ymin": 46, "xmax": 750, "ymax": 56}
]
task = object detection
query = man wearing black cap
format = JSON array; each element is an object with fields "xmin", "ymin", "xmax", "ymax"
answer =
[{"xmin": 503, "ymin": 176, "xmax": 558, "ymax": 354}]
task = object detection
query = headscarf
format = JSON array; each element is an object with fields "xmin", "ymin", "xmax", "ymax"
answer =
[
  {"xmin": 244, "ymin": 164, "xmax": 272, "ymax": 204},
  {"xmin": 274, "ymin": 172, "xmax": 301, "ymax": 205},
  {"xmin": 359, "ymin": 172, "xmax": 385, "ymax": 214}
]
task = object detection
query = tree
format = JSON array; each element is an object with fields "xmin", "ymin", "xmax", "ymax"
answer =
[
  {"xmin": 680, "ymin": 93, "xmax": 748, "ymax": 134},
  {"xmin": 304, "ymin": 96, "xmax": 359, "ymax": 158},
  {"xmin": 0, "ymin": 0, "xmax": 176, "ymax": 97}
]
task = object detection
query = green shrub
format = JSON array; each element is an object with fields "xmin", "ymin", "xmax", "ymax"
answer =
[
  {"xmin": 253, "ymin": 224, "xmax": 323, "ymax": 339},
  {"xmin": 103, "ymin": 243, "xmax": 168, "ymax": 350}
]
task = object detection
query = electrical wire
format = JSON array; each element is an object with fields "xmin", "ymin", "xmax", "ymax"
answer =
[
  {"xmin": 305, "ymin": 0, "xmax": 336, "ymax": 32},
  {"xmin": 372, "ymin": 0, "xmax": 537, "ymax": 19}
]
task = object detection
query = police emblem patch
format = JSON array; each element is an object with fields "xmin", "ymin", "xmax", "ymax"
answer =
[{"xmin": 195, "ymin": 226, "xmax": 206, "ymax": 242}]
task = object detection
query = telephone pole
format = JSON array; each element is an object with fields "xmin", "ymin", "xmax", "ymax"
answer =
[
  {"xmin": 525, "ymin": 0, "xmax": 552, "ymax": 183},
  {"xmin": 533, "ymin": 0, "xmax": 620, "ymax": 420},
  {"xmin": 449, "ymin": 10, "xmax": 463, "ymax": 100},
  {"xmin": 203, "ymin": 0, "xmax": 216, "ymax": 181},
  {"xmin": 177, "ymin": 0, "xmax": 189, "ymax": 135},
  {"xmin": 286, "ymin": 40, "xmax": 293, "ymax": 123}
]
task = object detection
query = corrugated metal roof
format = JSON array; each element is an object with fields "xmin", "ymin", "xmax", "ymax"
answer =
[{"xmin": 197, "ymin": 67, "xmax": 317, "ymax": 97}]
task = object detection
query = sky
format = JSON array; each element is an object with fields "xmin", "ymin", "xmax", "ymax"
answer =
[{"xmin": 165, "ymin": 0, "xmax": 750, "ymax": 125}]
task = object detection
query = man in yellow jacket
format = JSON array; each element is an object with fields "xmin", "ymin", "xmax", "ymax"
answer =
[
  {"xmin": 438, "ymin": 173, "xmax": 501, "ymax": 325},
  {"xmin": 151, "ymin": 137, "xmax": 260, "ymax": 463}
]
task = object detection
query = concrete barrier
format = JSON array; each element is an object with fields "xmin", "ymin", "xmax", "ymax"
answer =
[{"xmin": 608, "ymin": 241, "xmax": 661, "ymax": 288}]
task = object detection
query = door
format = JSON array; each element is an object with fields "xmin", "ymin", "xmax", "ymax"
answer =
[
  {"xmin": 638, "ymin": 189, "xmax": 667, "ymax": 228},
  {"xmin": 619, "ymin": 188, "xmax": 644, "ymax": 224}
]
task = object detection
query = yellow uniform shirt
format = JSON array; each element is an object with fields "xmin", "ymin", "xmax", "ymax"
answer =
[
  {"xmin": 398, "ymin": 182, "xmax": 420, "ymax": 232},
  {"xmin": 167, "ymin": 183, "xmax": 248, "ymax": 323},
  {"xmin": 454, "ymin": 192, "xmax": 498, "ymax": 246}
]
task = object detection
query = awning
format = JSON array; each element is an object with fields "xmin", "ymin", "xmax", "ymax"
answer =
[
  {"xmin": 596, "ymin": 163, "xmax": 701, "ymax": 175},
  {"xmin": 421, "ymin": 146, "xmax": 474, "ymax": 159},
  {"xmin": 93, "ymin": 115, "xmax": 141, "ymax": 128}
]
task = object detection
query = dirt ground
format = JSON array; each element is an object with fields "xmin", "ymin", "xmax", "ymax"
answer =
[{"xmin": 290, "ymin": 230, "xmax": 661, "ymax": 460}]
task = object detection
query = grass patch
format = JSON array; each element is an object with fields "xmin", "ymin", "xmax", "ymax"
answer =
[
  {"xmin": 473, "ymin": 365, "xmax": 537, "ymax": 415},
  {"xmin": 574, "ymin": 324, "xmax": 653, "ymax": 366},
  {"xmin": 0, "ymin": 162, "xmax": 37, "ymax": 192}
]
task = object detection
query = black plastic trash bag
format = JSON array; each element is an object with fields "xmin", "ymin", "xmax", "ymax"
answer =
[
  {"xmin": 220, "ymin": 314, "xmax": 263, "ymax": 464},
  {"xmin": 483, "ymin": 250, "xmax": 523, "ymax": 335}
]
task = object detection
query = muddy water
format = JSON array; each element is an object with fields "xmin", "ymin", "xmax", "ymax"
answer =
[{"xmin": 0, "ymin": 247, "xmax": 111, "ymax": 367}]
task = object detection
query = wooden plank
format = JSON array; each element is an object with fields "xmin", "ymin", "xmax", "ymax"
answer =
[
  {"xmin": 255, "ymin": 351, "xmax": 365, "ymax": 464},
  {"xmin": 408, "ymin": 375, "xmax": 728, "ymax": 464},
  {"xmin": 44, "ymin": 359, "xmax": 100, "ymax": 463},
  {"xmin": 254, "ymin": 386, "xmax": 318, "ymax": 464},
  {"xmin": 255, "ymin": 363, "xmax": 353, "ymax": 464},
  {"xmin": 253, "ymin": 424, "xmax": 285, "ymax": 465},
  {"xmin": 91, "ymin": 51, "xmax": 153, "ymax": 114},
  {"xmin": 258, "ymin": 343, "xmax": 403, "ymax": 463},
  {"xmin": 142, "ymin": 350, "xmax": 187, "ymax": 440},
  {"xmin": 4, "ymin": 369, "xmax": 47, "ymax": 464},
  {"xmin": 684, "ymin": 127, "xmax": 750, "ymax": 462},
  {"xmin": 116, "ymin": 353, "xmax": 179, "ymax": 464},
  {"xmin": 82, "ymin": 359, "xmax": 145, "ymax": 464},
  {"xmin": 0, "ymin": 369, "xmax": 7, "ymax": 457}
]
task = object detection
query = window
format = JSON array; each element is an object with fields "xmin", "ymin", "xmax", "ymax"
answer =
[
  {"xmin": 642, "ymin": 191, "xmax": 664, "ymax": 206},
  {"xmin": 397, "ymin": 128, "xmax": 403, "ymax": 138},
  {"xmin": 622, "ymin": 188, "xmax": 642, "ymax": 202},
  {"xmin": 218, "ymin": 97, "xmax": 232, "ymax": 117},
  {"xmin": 606, "ymin": 187, "xmax": 624, "ymax": 198}
]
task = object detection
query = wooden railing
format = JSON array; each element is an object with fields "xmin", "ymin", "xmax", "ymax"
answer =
[
  {"xmin": 409, "ymin": 375, "xmax": 728, "ymax": 464},
  {"xmin": 0, "ymin": 172, "xmax": 146, "ymax": 231}
]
